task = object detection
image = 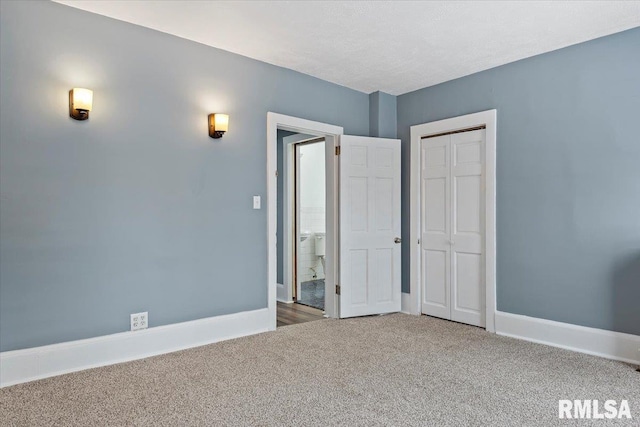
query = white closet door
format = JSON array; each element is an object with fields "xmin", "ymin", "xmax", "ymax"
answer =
[
  {"xmin": 339, "ymin": 135, "xmax": 401, "ymax": 318},
  {"xmin": 421, "ymin": 135, "xmax": 451, "ymax": 319},
  {"xmin": 421, "ymin": 130, "xmax": 485, "ymax": 327},
  {"xmin": 450, "ymin": 130, "xmax": 485, "ymax": 327}
]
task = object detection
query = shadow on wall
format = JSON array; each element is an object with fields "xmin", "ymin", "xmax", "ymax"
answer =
[{"xmin": 612, "ymin": 252, "xmax": 640, "ymax": 337}]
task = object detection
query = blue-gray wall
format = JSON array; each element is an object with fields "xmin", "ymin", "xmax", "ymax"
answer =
[
  {"xmin": 2, "ymin": 1, "xmax": 638, "ymax": 353},
  {"xmin": 0, "ymin": 1, "xmax": 368, "ymax": 352},
  {"xmin": 397, "ymin": 27, "xmax": 640, "ymax": 335},
  {"xmin": 369, "ymin": 91, "xmax": 397, "ymax": 139}
]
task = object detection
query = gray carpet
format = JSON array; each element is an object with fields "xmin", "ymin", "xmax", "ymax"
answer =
[{"xmin": 1, "ymin": 314, "xmax": 638, "ymax": 426}]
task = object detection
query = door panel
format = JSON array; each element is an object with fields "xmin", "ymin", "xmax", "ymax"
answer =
[
  {"xmin": 421, "ymin": 135, "xmax": 451, "ymax": 318},
  {"xmin": 374, "ymin": 177, "xmax": 394, "ymax": 231},
  {"xmin": 349, "ymin": 249, "xmax": 368, "ymax": 306},
  {"xmin": 423, "ymin": 249, "xmax": 449, "ymax": 318},
  {"xmin": 453, "ymin": 252, "xmax": 482, "ymax": 306},
  {"xmin": 375, "ymin": 248, "xmax": 394, "ymax": 302},
  {"xmin": 350, "ymin": 177, "xmax": 368, "ymax": 231},
  {"xmin": 340, "ymin": 135, "xmax": 401, "ymax": 318},
  {"xmin": 455, "ymin": 175, "xmax": 481, "ymax": 233},
  {"xmin": 424, "ymin": 178, "xmax": 446, "ymax": 232},
  {"xmin": 421, "ymin": 130, "xmax": 485, "ymax": 327},
  {"xmin": 450, "ymin": 130, "xmax": 484, "ymax": 326}
]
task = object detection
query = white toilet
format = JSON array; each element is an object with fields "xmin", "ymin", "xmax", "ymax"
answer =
[{"xmin": 315, "ymin": 232, "xmax": 326, "ymax": 276}]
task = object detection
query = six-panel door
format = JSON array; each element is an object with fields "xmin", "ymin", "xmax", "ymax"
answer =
[
  {"xmin": 421, "ymin": 130, "xmax": 485, "ymax": 327},
  {"xmin": 339, "ymin": 135, "xmax": 401, "ymax": 318}
]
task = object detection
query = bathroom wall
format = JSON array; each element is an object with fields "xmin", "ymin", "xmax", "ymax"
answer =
[{"xmin": 298, "ymin": 141, "xmax": 326, "ymax": 282}]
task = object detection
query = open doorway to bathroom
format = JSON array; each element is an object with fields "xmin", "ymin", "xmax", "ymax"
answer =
[
  {"xmin": 270, "ymin": 113, "xmax": 342, "ymax": 328},
  {"xmin": 294, "ymin": 138, "xmax": 326, "ymax": 310},
  {"xmin": 275, "ymin": 122, "xmax": 335, "ymax": 327}
]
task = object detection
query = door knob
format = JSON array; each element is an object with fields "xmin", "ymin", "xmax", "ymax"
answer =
[
  {"xmin": 394, "ymin": 237, "xmax": 402, "ymax": 244},
  {"xmin": 448, "ymin": 240, "xmax": 455, "ymax": 245}
]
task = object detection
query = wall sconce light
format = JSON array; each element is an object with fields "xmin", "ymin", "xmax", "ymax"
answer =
[
  {"xmin": 69, "ymin": 88, "xmax": 93, "ymax": 120},
  {"xmin": 208, "ymin": 113, "xmax": 229, "ymax": 138}
]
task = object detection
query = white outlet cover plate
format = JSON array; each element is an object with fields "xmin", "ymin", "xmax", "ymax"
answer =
[
  {"xmin": 253, "ymin": 195, "xmax": 261, "ymax": 209},
  {"xmin": 130, "ymin": 312, "xmax": 148, "ymax": 331}
]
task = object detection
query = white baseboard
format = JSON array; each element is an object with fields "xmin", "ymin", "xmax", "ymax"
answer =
[
  {"xmin": 495, "ymin": 311, "xmax": 640, "ymax": 365},
  {"xmin": 401, "ymin": 291, "xmax": 419, "ymax": 315},
  {"xmin": 276, "ymin": 282, "xmax": 288, "ymax": 302},
  {"xmin": 276, "ymin": 298, "xmax": 294, "ymax": 303},
  {"xmin": 0, "ymin": 308, "xmax": 270, "ymax": 388}
]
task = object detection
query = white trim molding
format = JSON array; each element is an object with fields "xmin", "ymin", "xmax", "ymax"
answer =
[
  {"xmin": 0, "ymin": 308, "xmax": 269, "ymax": 388},
  {"xmin": 495, "ymin": 311, "xmax": 640, "ymax": 365},
  {"xmin": 409, "ymin": 109, "xmax": 497, "ymax": 332},
  {"xmin": 276, "ymin": 282, "xmax": 294, "ymax": 303},
  {"xmin": 400, "ymin": 292, "xmax": 417, "ymax": 315}
]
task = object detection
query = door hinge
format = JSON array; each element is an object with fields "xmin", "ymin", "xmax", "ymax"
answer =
[
  {"xmin": 335, "ymin": 284, "xmax": 341, "ymax": 295},
  {"xmin": 275, "ymin": 170, "xmax": 278, "ymax": 177},
  {"xmin": 335, "ymin": 146, "xmax": 341, "ymax": 156}
]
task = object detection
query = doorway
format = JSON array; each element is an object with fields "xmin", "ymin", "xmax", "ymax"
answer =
[
  {"xmin": 268, "ymin": 113, "xmax": 343, "ymax": 330},
  {"xmin": 268, "ymin": 113, "xmax": 403, "ymax": 330}
]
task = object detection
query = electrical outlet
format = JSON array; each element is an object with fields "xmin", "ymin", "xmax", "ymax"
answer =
[{"xmin": 130, "ymin": 312, "xmax": 148, "ymax": 331}]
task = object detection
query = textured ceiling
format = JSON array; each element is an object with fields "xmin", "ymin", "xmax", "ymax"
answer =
[{"xmin": 55, "ymin": 1, "xmax": 640, "ymax": 95}]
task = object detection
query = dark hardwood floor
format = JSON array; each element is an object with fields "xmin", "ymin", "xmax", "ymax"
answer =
[{"xmin": 277, "ymin": 301, "xmax": 325, "ymax": 327}]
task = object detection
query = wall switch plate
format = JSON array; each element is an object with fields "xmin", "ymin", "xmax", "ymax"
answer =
[
  {"xmin": 130, "ymin": 312, "xmax": 148, "ymax": 331},
  {"xmin": 253, "ymin": 195, "xmax": 261, "ymax": 209}
]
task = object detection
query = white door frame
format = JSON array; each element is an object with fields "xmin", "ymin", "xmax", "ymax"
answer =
[
  {"xmin": 408, "ymin": 109, "xmax": 497, "ymax": 332},
  {"xmin": 267, "ymin": 112, "xmax": 343, "ymax": 330}
]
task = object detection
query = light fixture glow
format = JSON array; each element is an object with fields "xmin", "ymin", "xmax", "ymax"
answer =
[
  {"xmin": 209, "ymin": 113, "xmax": 229, "ymax": 138},
  {"xmin": 69, "ymin": 88, "xmax": 93, "ymax": 120}
]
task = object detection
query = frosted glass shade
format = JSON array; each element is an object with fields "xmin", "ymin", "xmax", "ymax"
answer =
[
  {"xmin": 213, "ymin": 114, "xmax": 229, "ymax": 132},
  {"xmin": 208, "ymin": 113, "xmax": 229, "ymax": 138},
  {"xmin": 71, "ymin": 88, "xmax": 93, "ymax": 111}
]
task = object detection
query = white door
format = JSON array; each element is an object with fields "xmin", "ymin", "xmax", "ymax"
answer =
[
  {"xmin": 420, "ymin": 135, "xmax": 451, "ymax": 320},
  {"xmin": 421, "ymin": 129, "xmax": 485, "ymax": 327},
  {"xmin": 339, "ymin": 135, "xmax": 401, "ymax": 318}
]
